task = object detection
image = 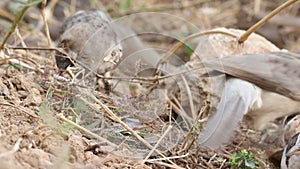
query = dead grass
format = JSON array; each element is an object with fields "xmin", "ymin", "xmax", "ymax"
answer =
[{"xmin": 0, "ymin": 0, "xmax": 299, "ymax": 168}]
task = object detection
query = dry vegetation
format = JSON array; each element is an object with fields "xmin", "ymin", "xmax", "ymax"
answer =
[{"xmin": 0, "ymin": 0, "xmax": 299, "ymax": 168}]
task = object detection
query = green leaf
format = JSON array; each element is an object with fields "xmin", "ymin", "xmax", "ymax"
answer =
[
  {"xmin": 183, "ymin": 43, "xmax": 193, "ymax": 57},
  {"xmin": 230, "ymin": 149, "xmax": 262, "ymax": 169}
]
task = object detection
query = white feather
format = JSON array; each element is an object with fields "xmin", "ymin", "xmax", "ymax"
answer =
[{"xmin": 198, "ymin": 78, "xmax": 261, "ymax": 149}]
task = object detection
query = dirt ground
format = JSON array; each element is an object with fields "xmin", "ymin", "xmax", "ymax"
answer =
[{"xmin": 0, "ymin": 0, "xmax": 300, "ymax": 168}]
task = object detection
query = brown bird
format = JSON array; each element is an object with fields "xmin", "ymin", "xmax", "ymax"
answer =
[
  {"xmin": 56, "ymin": 10, "xmax": 122, "ymax": 75},
  {"xmin": 199, "ymin": 51, "xmax": 300, "ymax": 149}
]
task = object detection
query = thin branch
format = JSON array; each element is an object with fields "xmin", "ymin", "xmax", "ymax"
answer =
[
  {"xmin": 155, "ymin": 30, "xmax": 237, "ymax": 75},
  {"xmin": 238, "ymin": 0, "xmax": 299, "ymax": 43},
  {"xmin": 7, "ymin": 46, "xmax": 65, "ymax": 52},
  {"xmin": 0, "ymin": 8, "xmax": 15, "ymax": 21},
  {"xmin": 84, "ymin": 91, "xmax": 179, "ymax": 166},
  {"xmin": 41, "ymin": 0, "xmax": 56, "ymax": 65},
  {"xmin": 145, "ymin": 153, "xmax": 189, "ymax": 162},
  {"xmin": 0, "ymin": 0, "xmax": 43, "ymax": 49},
  {"xmin": 56, "ymin": 113, "xmax": 117, "ymax": 147},
  {"xmin": 143, "ymin": 125, "xmax": 173, "ymax": 162},
  {"xmin": 180, "ymin": 75, "xmax": 196, "ymax": 120}
]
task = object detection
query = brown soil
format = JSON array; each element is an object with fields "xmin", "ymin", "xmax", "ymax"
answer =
[{"xmin": 0, "ymin": 0, "xmax": 299, "ymax": 168}]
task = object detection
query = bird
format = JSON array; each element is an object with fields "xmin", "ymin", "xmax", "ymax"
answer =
[
  {"xmin": 281, "ymin": 133, "xmax": 300, "ymax": 169},
  {"xmin": 199, "ymin": 51, "xmax": 300, "ymax": 149},
  {"xmin": 177, "ymin": 27, "xmax": 300, "ymax": 149},
  {"xmin": 55, "ymin": 9, "xmax": 123, "ymax": 76}
]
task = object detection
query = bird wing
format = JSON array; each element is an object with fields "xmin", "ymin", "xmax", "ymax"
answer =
[{"xmin": 204, "ymin": 51, "xmax": 300, "ymax": 101}]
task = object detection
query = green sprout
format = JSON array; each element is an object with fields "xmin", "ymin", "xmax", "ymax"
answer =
[
  {"xmin": 230, "ymin": 149, "xmax": 262, "ymax": 169},
  {"xmin": 177, "ymin": 34, "xmax": 194, "ymax": 58}
]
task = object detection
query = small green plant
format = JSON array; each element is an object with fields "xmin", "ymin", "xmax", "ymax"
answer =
[
  {"xmin": 230, "ymin": 149, "xmax": 262, "ymax": 169},
  {"xmin": 177, "ymin": 35, "xmax": 194, "ymax": 58},
  {"xmin": 183, "ymin": 43, "xmax": 193, "ymax": 57}
]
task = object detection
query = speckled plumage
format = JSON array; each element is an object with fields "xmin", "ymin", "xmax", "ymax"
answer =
[{"xmin": 56, "ymin": 10, "xmax": 122, "ymax": 74}]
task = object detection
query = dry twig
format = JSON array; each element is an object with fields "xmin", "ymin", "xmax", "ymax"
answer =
[
  {"xmin": 0, "ymin": 0, "xmax": 43, "ymax": 49},
  {"xmin": 238, "ymin": 0, "xmax": 299, "ymax": 43}
]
